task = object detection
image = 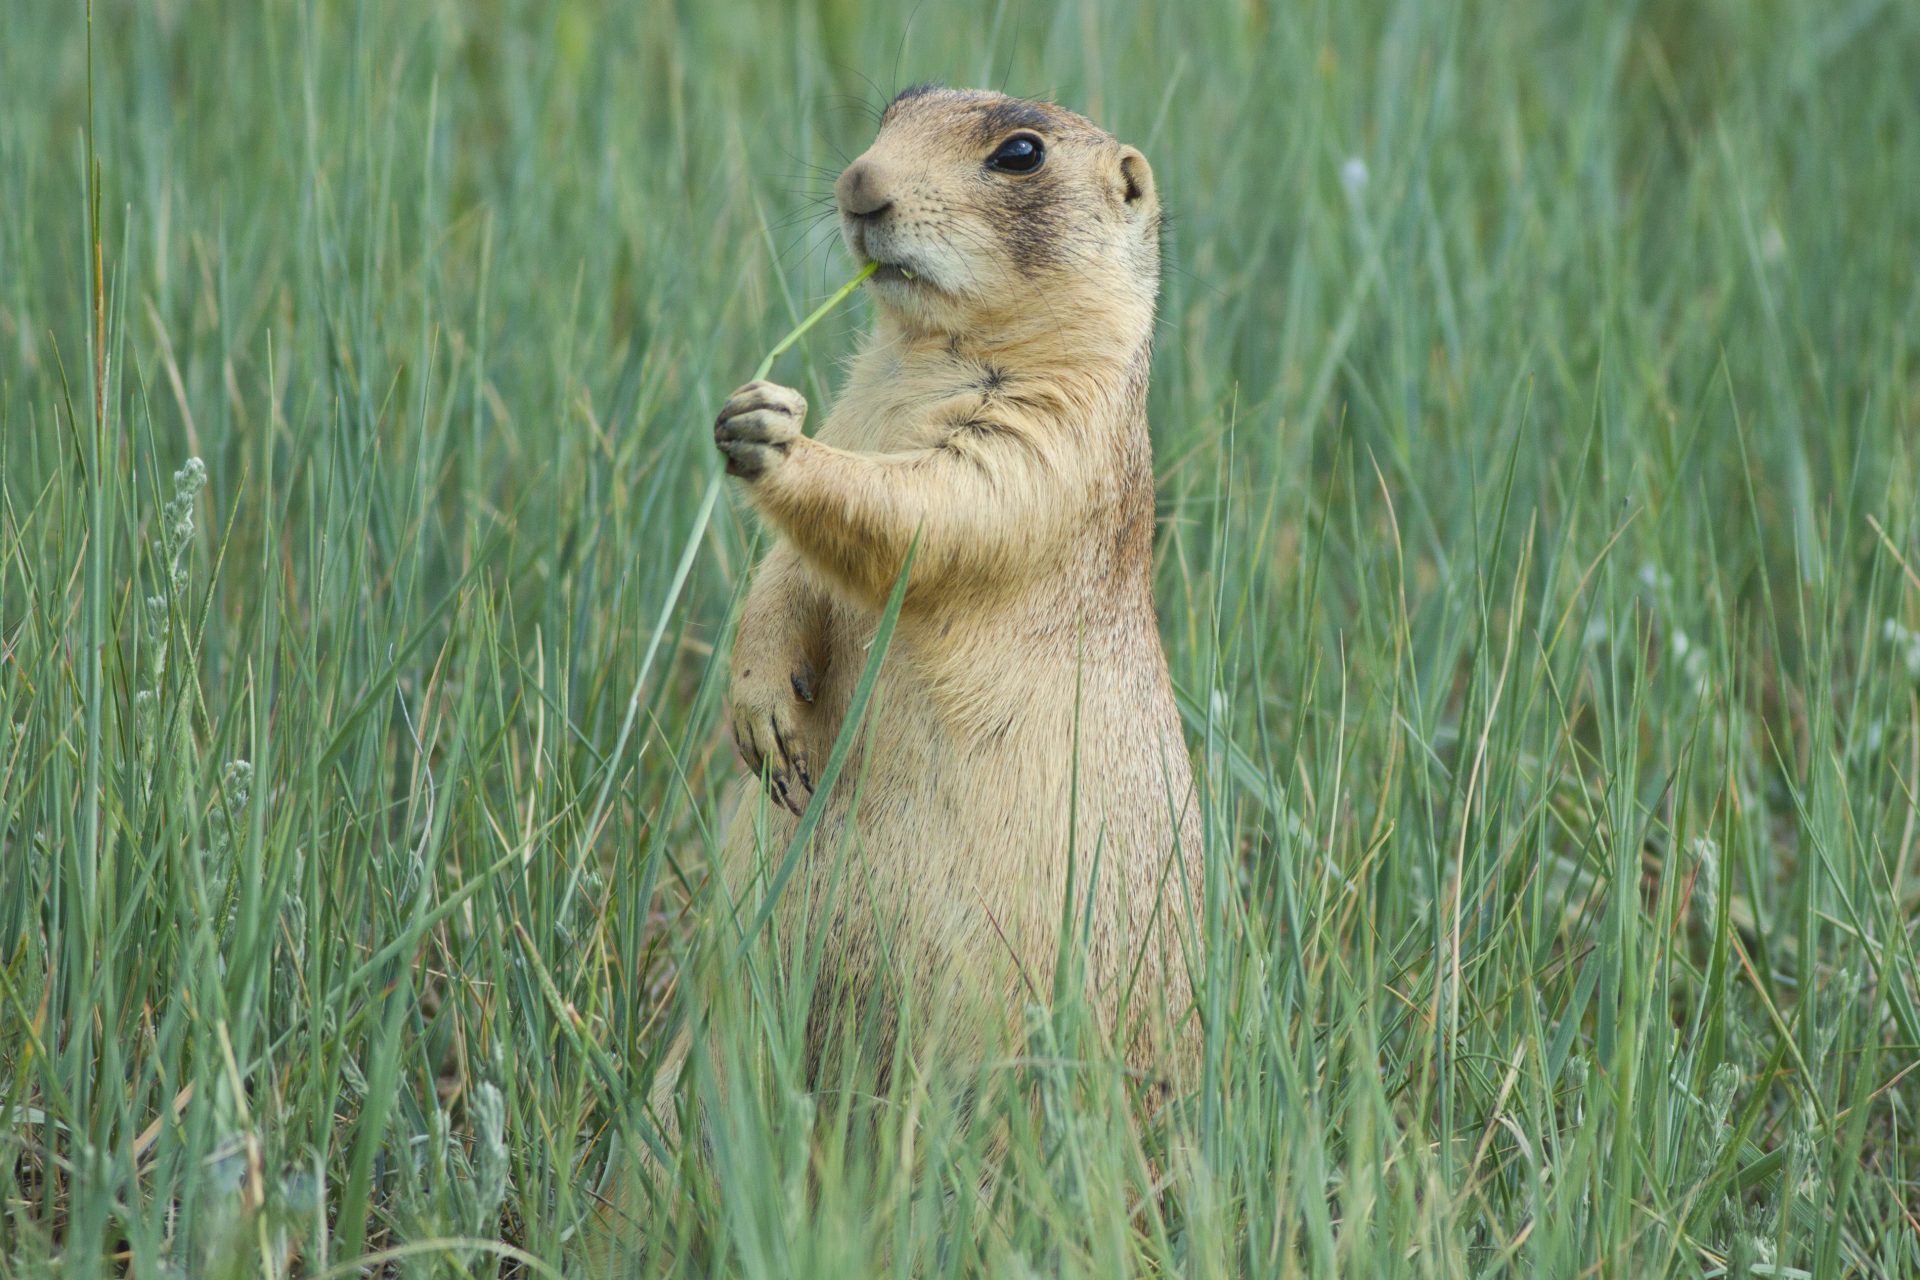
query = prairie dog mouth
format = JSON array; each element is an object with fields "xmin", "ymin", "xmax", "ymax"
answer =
[{"xmin": 869, "ymin": 261, "xmax": 920, "ymax": 283}]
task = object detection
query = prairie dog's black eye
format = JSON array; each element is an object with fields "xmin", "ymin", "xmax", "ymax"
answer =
[{"xmin": 986, "ymin": 134, "xmax": 1045, "ymax": 174}]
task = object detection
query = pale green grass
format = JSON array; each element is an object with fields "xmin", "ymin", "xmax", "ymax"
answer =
[{"xmin": 3, "ymin": 0, "xmax": 1919, "ymax": 1275}]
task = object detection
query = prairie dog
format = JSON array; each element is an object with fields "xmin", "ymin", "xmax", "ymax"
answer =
[{"xmin": 700, "ymin": 85, "xmax": 1200, "ymax": 1120}]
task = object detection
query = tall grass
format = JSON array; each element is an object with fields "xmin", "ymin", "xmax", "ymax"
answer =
[{"xmin": 3, "ymin": 0, "xmax": 1918, "ymax": 1274}]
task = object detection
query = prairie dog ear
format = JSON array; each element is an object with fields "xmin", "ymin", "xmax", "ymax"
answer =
[{"xmin": 1115, "ymin": 145, "xmax": 1156, "ymax": 213}]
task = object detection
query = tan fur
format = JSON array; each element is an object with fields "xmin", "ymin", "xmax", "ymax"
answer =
[{"xmin": 657, "ymin": 87, "xmax": 1200, "ymax": 1181}]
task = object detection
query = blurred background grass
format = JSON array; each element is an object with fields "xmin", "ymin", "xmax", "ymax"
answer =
[{"xmin": 3, "ymin": 0, "xmax": 1919, "ymax": 1274}]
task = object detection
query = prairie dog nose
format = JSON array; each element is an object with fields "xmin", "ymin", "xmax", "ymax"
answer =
[{"xmin": 836, "ymin": 159, "xmax": 892, "ymax": 218}]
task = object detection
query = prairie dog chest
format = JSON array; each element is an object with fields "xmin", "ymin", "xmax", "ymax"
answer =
[{"xmin": 815, "ymin": 350, "xmax": 987, "ymax": 454}]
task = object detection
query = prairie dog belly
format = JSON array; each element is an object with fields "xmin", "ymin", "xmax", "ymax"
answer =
[{"xmin": 739, "ymin": 597, "xmax": 1183, "ymax": 996}]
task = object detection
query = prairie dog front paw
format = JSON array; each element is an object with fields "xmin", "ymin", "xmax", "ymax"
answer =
[
  {"xmin": 730, "ymin": 662, "xmax": 819, "ymax": 816},
  {"xmin": 714, "ymin": 380, "xmax": 807, "ymax": 481}
]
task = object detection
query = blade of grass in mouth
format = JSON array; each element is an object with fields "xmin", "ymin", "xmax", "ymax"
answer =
[{"xmin": 750, "ymin": 261, "xmax": 878, "ymax": 382}]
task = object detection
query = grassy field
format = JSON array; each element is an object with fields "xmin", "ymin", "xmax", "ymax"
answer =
[{"xmin": 4, "ymin": 0, "xmax": 1920, "ymax": 1274}]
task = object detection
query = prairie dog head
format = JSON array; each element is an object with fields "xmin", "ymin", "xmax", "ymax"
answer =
[{"xmin": 835, "ymin": 86, "xmax": 1160, "ymax": 343}]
